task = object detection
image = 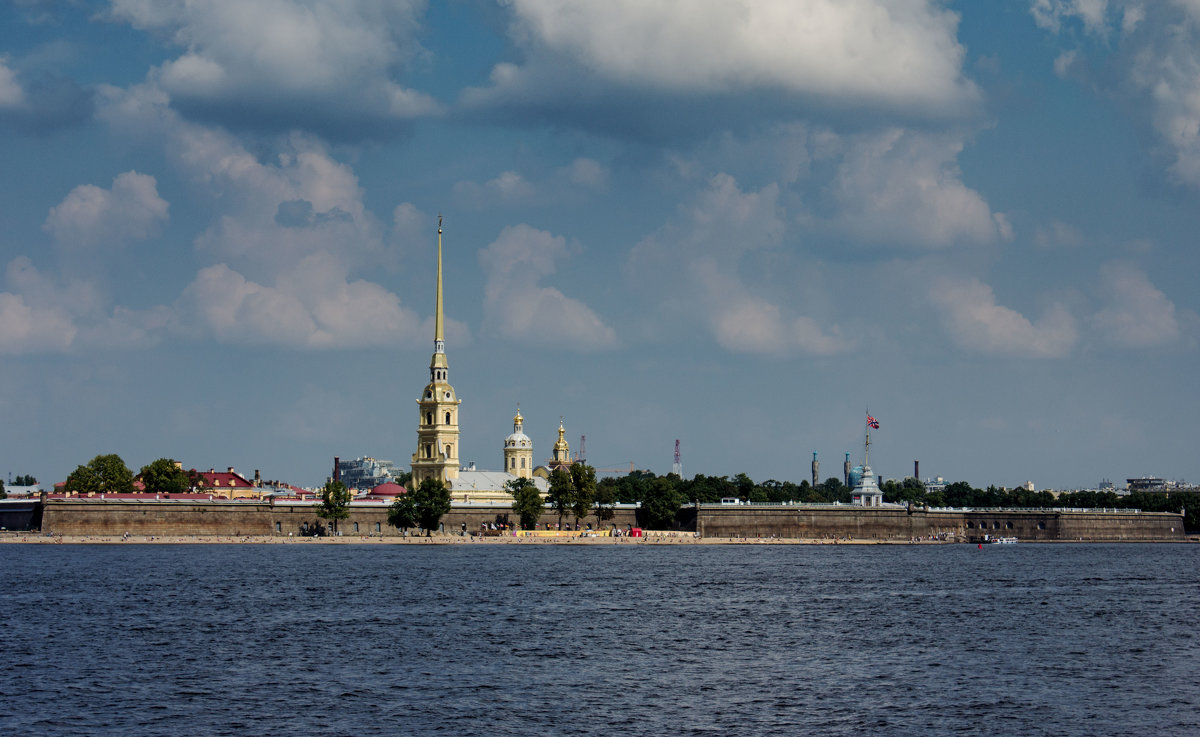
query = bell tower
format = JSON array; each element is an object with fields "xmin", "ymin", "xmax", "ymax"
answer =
[
  {"xmin": 411, "ymin": 216, "xmax": 461, "ymax": 487},
  {"xmin": 503, "ymin": 407, "xmax": 534, "ymax": 479}
]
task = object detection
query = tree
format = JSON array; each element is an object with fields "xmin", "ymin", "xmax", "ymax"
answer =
[
  {"xmin": 139, "ymin": 458, "xmax": 191, "ymax": 495},
  {"xmin": 63, "ymin": 454, "xmax": 134, "ymax": 495},
  {"xmin": 13, "ymin": 474, "xmax": 36, "ymax": 486},
  {"xmin": 641, "ymin": 477, "xmax": 682, "ymax": 530},
  {"xmin": 593, "ymin": 478, "xmax": 616, "ymax": 524},
  {"xmin": 316, "ymin": 479, "xmax": 351, "ymax": 534},
  {"xmin": 547, "ymin": 468, "xmax": 573, "ymax": 528},
  {"xmin": 570, "ymin": 463, "xmax": 597, "ymax": 526},
  {"xmin": 0, "ymin": 478, "xmax": 5, "ymax": 499},
  {"xmin": 411, "ymin": 477, "xmax": 451, "ymax": 535},
  {"xmin": 507, "ymin": 477, "xmax": 544, "ymax": 530},
  {"xmin": 387, "ymin": 492, "xmax": 418, "ymax": 534},
  {"xmin": 394, "ymin": 470, "xmax": 413, "ymax": 489}
]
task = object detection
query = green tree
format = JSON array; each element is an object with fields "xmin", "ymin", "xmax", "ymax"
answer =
[
  {"xmin": 570, "ymin": 463, "xmax": 597, "ymax": 526},
  {"xmin": 316, "ymin": 479, "xmax": 352, "ymax": 534},
  {"xmin": 394, "ymin": 470, "xmax": 413, "ymax": 489},
  {"xmin": 63, "ymin": 454, "xmax": 134, "ymax": 495},
  {"xmin": 387, "ymin": 492, "xmax": 418, "ymax": 534},
  {"xmin": 547, "ymin": 468, "xmax": 573, "ymax": 528},
  {"xmin": 412, "ymin": 477, "xmax": 451, "ymax": 535},
  {"xmin": 139, "ymin": 458, "xmax": 191, "ymax": 495},
  {"xmin": 0, "ymin": 477, "xmax": 5, "ymax": 499},
  {"xmin": 641, "ymin": 477, "xmax": 682, "ymax": 530},
  {"xmin": 592, "ymin": 477, "xmax": 617, "ymax": 523},
  {"xmin": 507, "ymin": 477, "xmax": 544, "ymax": 530},
  {"xmin": 13, "ymin": 474, "xmax": 36, "ymax": 486}
]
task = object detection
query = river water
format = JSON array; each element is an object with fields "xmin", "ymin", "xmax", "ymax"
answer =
[{"xmin": 2, "ymin": 543, "xmax": 1197, "ymax": 736}]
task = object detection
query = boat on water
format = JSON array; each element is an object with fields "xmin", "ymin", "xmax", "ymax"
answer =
[{"xmin": 985, "ymin": 535, "xmax": 1018, "ymax": 544}]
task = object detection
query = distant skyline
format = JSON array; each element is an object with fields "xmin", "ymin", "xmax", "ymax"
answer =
[{"xmin": 2, "ymin": 1, "xmax": 1198, "ymax": 490}]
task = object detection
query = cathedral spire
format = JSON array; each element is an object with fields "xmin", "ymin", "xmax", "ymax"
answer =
[{"xmin": 434, "ymin": 214, "xmax": 445, "ymax": 355}]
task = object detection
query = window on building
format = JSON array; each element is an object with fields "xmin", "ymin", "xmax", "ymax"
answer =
[
  {"xmin": 375, "ymin": 522, "xmax": 381, "ymax": 532},
  {"xmin": 446, "ymin": 444, "xmax": 452, "ymax": 457},
  {"xmin": 426, "ymin": 412, "xmax": 433, "ymax": 425},
  {"xmin": 521, "ymin": 458, "xmax": 526, "ymax": 469},
  {"xmin": 445, "ymin": 412, "xmax": 451, "ymax": 424},
  {"xmin": 510, "ymin": 457, "xmax": 515, "ymax": 469},
  {"xmin": 275, "ymin": 521, "xmax": 281, "ymax": 532},
  {"xmin": 353, "ymin": 522, "xmax": 359, "ymax": 532}
]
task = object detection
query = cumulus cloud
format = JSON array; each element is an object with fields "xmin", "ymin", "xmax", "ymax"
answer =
[
  {"xmin": 628, "ymin": 174, "xmax": 849, "ymax": 355},
  {"xmin": 474, "ymin": 0, "xmax": 977, "ymax": 112},
  {"xmin": 174, "ymin": 254, "xmax": 427, "ymax": 349},
  {"xmin": 826, "ymin": 129, "xmax": 1008, "ymax": 248},
  {"xmin": 1033, "ymin": 220, "xmax": 1086, "ymax": 248},
  {"xmin": 43, "ymin": 171, "xmax": 169, "ymax": 249},
  {"xmin": 0, "ymin": 257, "xmax": 168, "ymax": 354},
  {"xmin": 0, "ymin": 54, "xmax": 93, "ymax": 133},
  {"xmin": 1092, "ymin": 261, "xmax": 1181, "ymax": 348},
  {"xmin": 105, "ymin": 0, "xmax": 440, "ymax": 137},
  {"xmin": 562, "ymin": 158, "xmax": 609, "ymax": 190},
  {"xmin": 1034, "ymin": 2, "xmax": 1200, "ymax": 189},
  {"xmin": 0, "ymin": 58, "xmax": 26, "ymax": 108},
  {"xmin": 452, "ymin": 171, "xmax": 536, "ymax": 209},
  {"xmin": 930, "ymin": 276, "xmax": 1078, "ymax": 358},
  {"xmin": 478, "ymin": 224, "xmax": 617, "ymax": 351}
]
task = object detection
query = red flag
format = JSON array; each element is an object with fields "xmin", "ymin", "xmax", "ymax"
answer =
[{"xmin": 867, "ymin": 415, "xmax": 880, "ymax": 429}]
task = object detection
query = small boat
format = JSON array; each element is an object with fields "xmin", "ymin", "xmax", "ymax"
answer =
[{"xmin": 988, "ymin": 536, "xmax": 1018, "ymax": 544}]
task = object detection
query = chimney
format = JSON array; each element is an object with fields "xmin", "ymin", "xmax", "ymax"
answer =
[
  {"xmin": 254, "ymin": 469, "xmax": 261, "ymax": 487},
  {"xmin": 914, "ymin": 460, "xmax": 919, "ymax": 480},
  {"xmin": 334, "ymin": 456, "xmax": 340, "ymax": 484},
  {"xmin": 227, "ymin": 467, "xmax": 235, "ymax": 474}
]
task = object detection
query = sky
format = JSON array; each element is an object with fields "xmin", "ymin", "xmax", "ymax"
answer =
[{"xmin": 2, "ymin": 0, "xmax": 1199, "ymax": 491}]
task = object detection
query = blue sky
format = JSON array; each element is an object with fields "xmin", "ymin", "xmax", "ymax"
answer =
[{"xmin": 2, "ymin": 0, "xmax": 1198, "ymax": 490}]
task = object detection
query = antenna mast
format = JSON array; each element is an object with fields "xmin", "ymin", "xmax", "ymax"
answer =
[{"xmin": 672, "ymin": 439, "xmax": 682, "ymax": 477}]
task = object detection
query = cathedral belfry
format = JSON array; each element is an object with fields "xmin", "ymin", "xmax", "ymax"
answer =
[{"xmin": 411, "ymin": 216, "xmax": 461, "ymax": 486}]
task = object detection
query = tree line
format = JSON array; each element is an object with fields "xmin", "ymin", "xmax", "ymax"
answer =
[{"xmin": 50, "ymin": 453, "xmax": 1200, "ymax": 533}]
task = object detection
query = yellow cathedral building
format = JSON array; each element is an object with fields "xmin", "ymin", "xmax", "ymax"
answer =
[{"xmin": 410, "ymin": 218, "xmax": 552, "ymax": 504}]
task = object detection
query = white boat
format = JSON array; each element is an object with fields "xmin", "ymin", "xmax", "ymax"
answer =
[{"xmin": 988, "ymin": 536, "xmax": 1018, "ymax": 544}]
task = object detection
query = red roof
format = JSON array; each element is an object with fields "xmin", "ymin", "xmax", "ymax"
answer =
[{"xmin": 368, "ymin": 482, "xmax": 406, "ymax": 497}]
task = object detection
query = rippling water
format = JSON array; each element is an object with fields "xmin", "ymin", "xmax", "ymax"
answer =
[{"xmin": 2, "ymin": 543, "xmax": 1197, "ymax": 736}]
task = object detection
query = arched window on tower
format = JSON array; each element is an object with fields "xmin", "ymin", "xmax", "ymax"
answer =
[
  {"xmin": 445, "ymin": 444, "xmax": 452, "ymax": 458},
  {"xmin": 426, "ymin": 412, "xmax": 433, "ymax": 425},
  {"xmin": 510, "ymin": 457, "xmax": 515, "ymax": 469},
  {"xmin": 521, "ymin": 458, "xmax": 526, "ymax": 469},
  {"xmin": 445, "ymin": 411, "xmax": 451, "ymax": 424}
]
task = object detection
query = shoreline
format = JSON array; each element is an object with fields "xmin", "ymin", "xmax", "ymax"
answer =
[{"xmin": 2, "ymin": 532, "xmax": 1195, "ymax": 545}]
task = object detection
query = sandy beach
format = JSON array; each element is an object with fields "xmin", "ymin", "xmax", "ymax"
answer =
[{"xmin": 0, "ymin": 531, "xmax": 909, "ymax": 545}]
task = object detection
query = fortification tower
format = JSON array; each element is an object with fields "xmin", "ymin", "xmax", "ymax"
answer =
[
  {"xmin": 411, "ymin": 216, "xmax": 461, "ymax": 487},
  {"xmin": 504, "ymin": 407, "xmax": 534, "ymax": 479}
]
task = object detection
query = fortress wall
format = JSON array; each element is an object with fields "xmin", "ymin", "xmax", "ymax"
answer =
[
  {"xmin": 39, "ymin": 501, "xmax": 640, "ymax": 538},
  {"xmin": 696, "ymin": 506, "xmax": 1187, "ymax": 541}
]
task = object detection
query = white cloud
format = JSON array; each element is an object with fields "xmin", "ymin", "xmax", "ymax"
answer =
[
  {"xmin": 105, "ymin": 0, "xmax": 440, "ymax": 135},
  {"xmin": 0, "ymin": 257, "xmax": 168, "ymax": 354},
  {"xmin": 486, "ymin": 0, "xmax": 977, "ymax": 112},
  {"xmin": 827, "ymin": 129, "xmax": 1006, "ymax": 248},
  {"xmin": 1031, "ymin": 0, "xmax": 1112, "ymax": 35},
  {"xmin": 479, "ymin": 224, "xmax": 617, "ymax": 351},
  {"xmin": 43, "ymin": 171, "xmax": 169, "ymax": 249},
  {"xmin": 629, "ymin": 174, "xmax": 849, "ymax": 355},
  {"xmin": 563, "ymin": 158, "xmax": 609, "ymax": 190},
  {"xmin": 453, "ymin": 171, "xmax": 536, "ymax": 209},
  {"xmin": 174, "ymin": 255, "xmax": 426, "ymax": 349},
  {"xmin": 0, "ymin": 57, "xmax": 25, "ymax": 108},
  {"xmin": 1092, "ymin": 262, "xmax": 1180, "ymax": 348},
  {"xmin": 930, "ymin": 276, "xmax": 1078, "ymax": 358},
  {"xmin": 1033, "ymin": 220, "xmax": 1085, "ymax": 248}
]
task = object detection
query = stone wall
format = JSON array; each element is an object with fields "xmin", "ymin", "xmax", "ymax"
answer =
[
  {"xmin": 696, "ymin": 505, "xmax": 1187, "ymax": 541},
  {"xmin": 39, "ymin": 500, "xmax": 641, "ymax": 537}
]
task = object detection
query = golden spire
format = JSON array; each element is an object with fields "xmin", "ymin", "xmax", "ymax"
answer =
[{"xmin": 434, "ymin": 214, "xmax": 444, "ymax": 351}]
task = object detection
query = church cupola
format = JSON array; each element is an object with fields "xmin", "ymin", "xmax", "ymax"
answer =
[{"xmin": 503, "ymin": 405, "xmax": 533, "ymax": 479}]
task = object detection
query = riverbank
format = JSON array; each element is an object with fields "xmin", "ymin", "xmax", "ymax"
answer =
[
  {"xmin": 3, "ymin": 532, "xmax": 1196, "ymax": 545},
  {"xmin": 1, "ymin": 531, "xmax": 948, "ymax": 545}
]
